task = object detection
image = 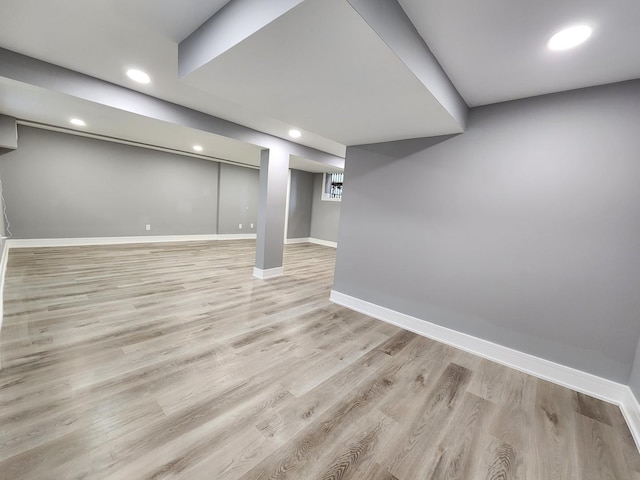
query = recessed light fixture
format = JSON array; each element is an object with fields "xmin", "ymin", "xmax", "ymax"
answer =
[
  {"xmin": 289, "ymin": 129, "xmax": 301, "ymax": 138},
  {"xmin": 548, "ymin": 25, "xmax": 592, "ymax": 51},
  {"xmin": 70, "ymin": 118, "xmax": 86, "ymax": 127},
  {"xmin": 193, "ymin": 145, "xmax": 203, "ymax": 152},
  {"xmin": 126, "ymin": 68, "xmax": 151, "ymax": 84}
]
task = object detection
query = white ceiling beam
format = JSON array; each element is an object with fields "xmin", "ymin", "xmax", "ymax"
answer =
[
  {"xmin": 179, "ymin": 0, "xmax": 305, "ymax": 78},
  {"xmin": 345, "ymin": 0, "xmax": 468, "ymax": 131},
  {"xmin": 0, "ymin": 48, "xmax": 344, "ymax": 169}
]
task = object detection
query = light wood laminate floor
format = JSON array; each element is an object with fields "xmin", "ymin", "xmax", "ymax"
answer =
[{"xmin": 1, "ymin": 241, "xmax": 639, "ymax": 479}]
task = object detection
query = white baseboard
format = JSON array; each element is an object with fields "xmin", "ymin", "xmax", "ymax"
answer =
[
  {"xmin": 284, "ymin": 237, "xmax": 311, "ymax": 245},
  {"xmin": 621, "ymin": 388, "xmax": 640, "ymax": 453},
  {"xmin": 7, "ymin": 235, "xmax": 219, "ymax": 248},
  {"xmin": 253, "ymin": 266, "xmax": 283, "ymax": 279},
  {"xmin": 217, "ymin": 234, "xmax": 257, "ymax": 240},
  {"xmin": 6, "ymin": 234, "xmax": 258, "ymax": 248},
  {"xmin": 330, "ymin": 290, "xmax": 640, "ymax": 453},
  {"xmin": 309, "ymin": 238, "xmax": 337, "ymax": 248},
  {"xmin": 284, "ymin": 237, "xmax": 337, "ymax": 248}
]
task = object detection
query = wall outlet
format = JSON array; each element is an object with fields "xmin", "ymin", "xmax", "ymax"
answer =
[
  {"xmin": 238, "ymin": 223, "xmax": 243, "ymax": 229},
  {"xmin": 145, "ymin": 224, "xmax": 151, "ymax": 231},
  {"xmin": 250, "ymin": 223, "xmax": 254, "ymax": 228}
]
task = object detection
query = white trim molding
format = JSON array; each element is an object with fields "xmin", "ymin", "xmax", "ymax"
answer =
[
  {"xmin": 330, "ymin": 290, "xmax": 640, "ymax": 453},
  {"xmin": 253, "ymin": 266, "xmax": 283, "ymax": 279},
  {"xmin": 6, "ymin": 234, "xmax": 257, "ymax": 248},
  {"xmin": 217, "ymin": 234, "xmax": 257, "ymax": 241},
  {"xmin": 284, "ymin": 237, "xmax": 337, "ymax": 248},
  {"xmin": 309, "ymin": 238, "xmax": 337, "ymax": 248},
  {"xmin": 8, "ymin": 235, "xmax": 218, "ymax": 248},
  {"xmin": 621, "ymin": 388, "xmax": 640, "ymax": 453},
  {"xmin": 285, "ymin": 237, "xmax": 311, "ymax": 245}
]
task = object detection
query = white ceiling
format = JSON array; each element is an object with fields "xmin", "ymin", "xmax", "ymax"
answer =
[
  {"xmin": 0, "ymin": 0, "xmax": 345, "ymax": 159},
  {"xmin": 182, "ymin": 0, "xmax": 462, "ymax": 145},
  {"xmin": 399, "ymin": 0, "xmax": 640, "ymax": 106},
  {"xmin": 0, "ymin": 77, "xmax": 338, "ymax": 174},
  {"xmin": 102, "ymin": 0, "xmax": 232, "ymax": 43},
  {"xmin": 0, "ymin": 0, "xmax": 639, "ymax": 168},
  {"xmin": 0, "ymin": 77, "xmax": 262, "ymax": 166}
]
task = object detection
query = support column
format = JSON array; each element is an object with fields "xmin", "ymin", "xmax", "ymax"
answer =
[{"xmin": 254, "ymin": 147, "xmax": 288, "ymax": 279}]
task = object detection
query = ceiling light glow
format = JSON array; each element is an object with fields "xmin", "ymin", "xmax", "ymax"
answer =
[
  {"xmin": 193, "ymin": 145, "xmax": 203, "ymax": 152},
  {"xmin": 126, "ymin": 68, "xmax": 151, "ymax": 84},
  {"xmin": 289, "ymin": 129, "xmax": 301, "ymax": 138},
  {"xmin": 548, "ymin": 25, "xmax": 592, "ymax": 51},
  {"xmin": 70, "ymin": 118, "xmax": 86, "ymax": 127}
]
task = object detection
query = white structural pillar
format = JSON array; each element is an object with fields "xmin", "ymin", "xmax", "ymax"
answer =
[{"xmin": 254, "ymin": 147, "xmax": 289, "ymax": 279}]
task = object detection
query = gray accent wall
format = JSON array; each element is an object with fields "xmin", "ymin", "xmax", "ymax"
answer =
[
  {"xmin": 0, "ymin": 126, "xmax": 260, "ymax": 238},
  {"xmin": 217, "ymin": 163, "xmax": 259, "ymax": 234},
  {"xmin": 631, "ymin": 340, "xmax": 640, "ymax": 399},
  {"xmin": 334, "ymin": 80, "xmax": 640, "ymax": 383},
  {"xmin": 0, "ymin": 232, "xmax": 4, "ymax": 328},
  {"xmin": 0, "ymin": 147, "xmax": 8, "ymax": 238},
  {"xmin": 0, "ymin": 115, "xmax": 17, "ymax": 150},
  {"xmin": 0, "ymin": 199, "xmax": 4, "ymax": 237},
  {"xmin": 287, "ymin": 169, "xmax": 313, "ymax": 239},
  {"xmin": 310, "ymin": 173, "xmax": 341, "ymax": 243},
  {"xmin": 0, "ymin": 176, "xmax": 5, "ymax": 237}
]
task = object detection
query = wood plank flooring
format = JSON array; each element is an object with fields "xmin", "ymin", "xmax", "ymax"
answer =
[{"xmin": 1, "ymin": 240, "xmax": 638, "ymax": 479}]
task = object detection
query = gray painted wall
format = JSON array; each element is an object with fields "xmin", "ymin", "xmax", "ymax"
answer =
[
  {"xmin": 310, "ymin": 173, "xmax": 341, "ymax": 243},
  {"xmin": 287, "ymin": 169, "xmax": 313, "ymax": 239},
  {"xmin": 0, "ymin": 148, "xmax": 8, "ymax": 238},
  {"xmin": 0, "ymin": 233, "xmax": 5, "ymax": 328},
  {"xmin": 0, "ymin": 175, "xmax": 5, "ymax": 238},
  {"xmin": 0, "ymin": 126, "xmax": 223, "ymax": 238},
  {"xmin": 334, "ymin": 80, "xmax": 640, "ymax": 383},
  {"xmin": 0, "ymin": 115, "xmax": 17, "ymax": 150},
  {"xmin": 0, "ymin": 198, "xmax": 4, "ymax": 237},
  {"xmin": 217, "ymin": 162, "xmax": 259, "ymax": 234},
  {"xmin": 630, "ymin": 340, "xmax": 640, "ymax": 399}
]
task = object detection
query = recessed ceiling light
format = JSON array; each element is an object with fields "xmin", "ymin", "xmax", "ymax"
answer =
[
  {"xmin": 126, "ymin": 68, "xmax": 151, "ymax": 84},
  {"xmin": 548, "ymin": 25, "xmax": 592, "ymax": 51},
  {"xmin": 193, "ymin": 145, "xmax": 203, "ymax": 152},
  {"xmin": 70, "ymin": 118, "xmax": 86, "ymax": 127},
  {"xmin": 289, "ymin": 129, "xmax": 301, "ymax": 138}
]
